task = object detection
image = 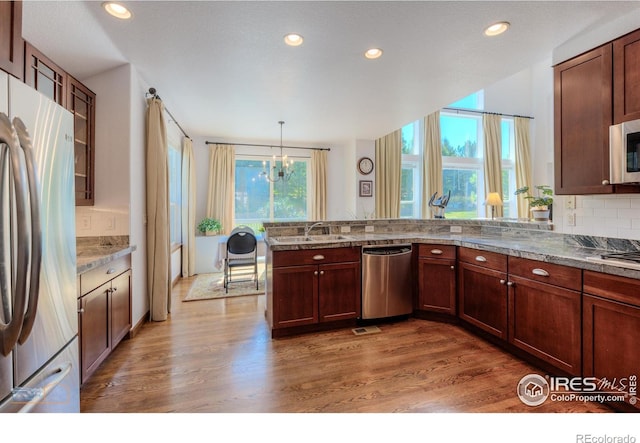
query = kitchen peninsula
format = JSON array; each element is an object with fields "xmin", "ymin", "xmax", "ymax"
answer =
[{"xmin": 264, "ymin": 219, "xmax": 640, "ymax": 411}]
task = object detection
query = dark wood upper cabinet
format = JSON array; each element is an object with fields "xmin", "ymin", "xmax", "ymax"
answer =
[
  {"xmin": 67, "ymin": 76, "xmax": 96, "ymax": 206},
  {"xmin": 554, "ymin": 44, "xmax": 613, "ymax": 195},
  {"xmin": 0, "ymin": 0, "xmax": 23, "ymax": 80},
  {"xmin": 24, "ymin": 42, "xmax": 66, "ymax": 106},
  {"xmin": 613, "ymin": 28, "xmax": 640, "ymax": 123}
]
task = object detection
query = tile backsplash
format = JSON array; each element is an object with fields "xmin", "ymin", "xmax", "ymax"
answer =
[{"xmin": 556, "ymin": 194, "xmax": 640, "ymax": 240}]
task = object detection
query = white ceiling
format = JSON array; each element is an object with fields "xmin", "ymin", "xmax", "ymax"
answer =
[{"xmin": 20, "ymin": 1, "xmax": 640, "ymax": 146}]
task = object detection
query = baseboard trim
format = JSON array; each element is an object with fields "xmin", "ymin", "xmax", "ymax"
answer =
[{"xmin": 129, "ymin": 310, "xmax": 150, "ymax": 339}]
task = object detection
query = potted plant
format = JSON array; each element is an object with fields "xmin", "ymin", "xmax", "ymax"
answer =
[
  {"xmin": 197, "ymin": 217, "xmax": 222, "ymax": 236},
  {"xmin": 514, "ymin": 185, "xmax": 554, "ymax": 221}
]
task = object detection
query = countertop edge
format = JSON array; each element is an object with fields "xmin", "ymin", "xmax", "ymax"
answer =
[{"xmin": 77, "ymin": 245, "xmax": 137, "ymax": 274}]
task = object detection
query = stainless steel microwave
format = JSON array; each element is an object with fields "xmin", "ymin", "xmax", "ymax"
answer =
[{"xmin": 610, "ymin": 119, "xmax": 640, "ymax": 184}]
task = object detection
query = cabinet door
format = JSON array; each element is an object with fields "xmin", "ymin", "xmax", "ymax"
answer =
[
  {"xmin": 24, "ymin": 42, "xmax": 66, "ymax": 106},
  {"xmin": 614, "ymin": 28, "xmax": 640, "ymax": 123},
  {"xmin": 508, "ymin": 276, "xmax": 582, "ymax": 375},
  {"xmin": 418, "ymin": 258, "xmax": 456, "ymax": 314},
  {"xmin": 0, "ymin": 1, "xmax": 23, "ymax": 79},
  {"xmin": 272, "ymin": 265, "xmax": 318, "ymax": 328},
  {"xmin": 583, "ymin": 294, "xmax": 640, "ymax": 409},
  {"xmin": 110, "ymin": 271, "xmax": 131, "ymax": 349},
  {"xmin": 79, "ymin": 282, "xmax": 111, "ymax": 384},
  {"xmin": 554, "ymin": 44, "xmax": 613, "ymax": 194},
  {"xmin": 67, "ymin": 76, "xmax": 95, "ymax": 206},
  {"xmin": 458, "ymin": 262, "xmax": 507, "ymax": 339},
  {"xmin": 318, "ymin": 261, "xmax": 360, "ymax": 322}
]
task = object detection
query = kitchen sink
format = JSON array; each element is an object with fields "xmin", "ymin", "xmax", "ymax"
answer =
[{"xmin": 272, "ymin": 234, "xmax": 354, "ymax": 243}]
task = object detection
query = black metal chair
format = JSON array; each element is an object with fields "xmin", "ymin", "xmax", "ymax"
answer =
[{"xmin": 223, "ymin": 231, "xmax": 258, "ymax": 293}]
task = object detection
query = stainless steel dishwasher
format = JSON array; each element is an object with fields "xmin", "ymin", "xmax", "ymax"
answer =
[{"xmin": 361, "ymin": 244, "xmax": 413, "ymax": 319}]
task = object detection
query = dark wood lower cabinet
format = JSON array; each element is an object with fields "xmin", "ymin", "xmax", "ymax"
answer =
[
  {"xmin": 79, "ymin": 282, "xmax": 111, "ymax": 383},
  {"xmin": 417, "ymin": 244, "xmax": 457, "ymax": 315},
  {"xmin": 110, "ymin": 270, "xmax": 132, "ymax": 349},
  {"xmin": 318, "ymin": 261, "xmax": 361, "ymax": 322},
  {"xmin": 458, "ymin": 262, "xmax": 508, "ymax": 339},
  {"xmin": 272, "ymin": 264, "xmax": 318, "ymax": 328},
  {"xmin": 508, "ymin": 275, "xmax": 582, "ymax": 375}
]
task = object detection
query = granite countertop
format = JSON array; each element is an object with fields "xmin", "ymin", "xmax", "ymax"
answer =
[
  {"xmin": 76, "ymin": 236, "xmax": 136, "ymax": 274},
  {"xmin": 265, "ymin": 231, "xmax": 640, "ymax": 280}
]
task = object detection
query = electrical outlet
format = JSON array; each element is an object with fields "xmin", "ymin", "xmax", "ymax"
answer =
[
  {"xmin": 566, "ymin": 212, "xmax": 576, "ymax": 226},
  {"xmin": 340, "ymin": 225, "xmax": 351, "ymax": 233},
  {"xmin": 565, "ymin": 195, "xmax": 576, "ymax": 210},
  {"xmin": 105, "ymin": 216, "xmax": 116, "ymax": 231},
  {"xmin": 365, "ymin": 225, "xmax": 375, "ymax": 233},
  {"xmin": 79, "ymin": 215, "xmax": 91, "ymax": 231},
  {"xmin": 450, "ymin": 225, "xmax": 462, "ymax": 233}
]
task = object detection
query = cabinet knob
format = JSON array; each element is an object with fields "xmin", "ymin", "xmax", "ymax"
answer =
[
  {"xmin": 320, "ymin": 270, "xmax": 324, "ymax": 275},
  {"xmin": 450, "ymin": 265, "xmax": 455, "ymax": 270},
  {"xmin": 602, "ymin": 179, "xmax": 610, "ymax": 185},
  {"xmin": 112, "ymin": 287, "xmax": 118, "ymax": 292},
  {"xmin": 499, "ymin": 279, "xmax": 506, "ymax": 285},
  {"xmin": 106, "ymin": 268, "xmax": 116, "ymax": 275},
  {"xmin": 77, "ymin": 308, "xmax": 84, "ymax": 314},
  {"xmin": 507, "ymin": 281, "xmax": 514, "ymax": 287},
  {"xmin": 314, "ymin": 271, "xmax": 318, "ymax": 275}
]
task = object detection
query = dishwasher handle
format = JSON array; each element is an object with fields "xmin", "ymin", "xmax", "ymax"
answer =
[{"xmin": 362, "ymin": 245, "xmax": 412, "ymax": 256}]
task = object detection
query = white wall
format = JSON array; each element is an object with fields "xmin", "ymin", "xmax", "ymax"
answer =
[
  {"xmin": 355, "ymin": 139, "xmax": 375, "ymax": 219},
  {"xmin": 81, "ymin": 63, "xmax": 150, "ymax": 328}
]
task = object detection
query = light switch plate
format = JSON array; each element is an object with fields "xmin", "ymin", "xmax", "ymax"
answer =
[{"xmin": 565, "ymin": 195, "xmax": 576, "ymax": 210}]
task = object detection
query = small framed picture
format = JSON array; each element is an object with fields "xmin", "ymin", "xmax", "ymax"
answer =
[{"xmin": 359, "ymin": 180, "xmax": 373, "ymax": 197}]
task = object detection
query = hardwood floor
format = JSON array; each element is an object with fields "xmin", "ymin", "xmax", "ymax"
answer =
[{"xmin": 80, "ymin": 277, "xmax": 613, "ymax": 413}]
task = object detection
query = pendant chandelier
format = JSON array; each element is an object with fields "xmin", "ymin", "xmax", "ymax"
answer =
[{"xmin": 261, "ymin": 121, "xmax": 294, "ymax": 182}]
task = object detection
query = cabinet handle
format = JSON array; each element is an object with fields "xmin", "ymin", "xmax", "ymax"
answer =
[
  {"xmin": 475, "ymin": 256, "xmax": 487, "ymax": 262},
  {"xmin": 320, "ymin": 271, "xmax": 324, "ymax": 275},
  {"xmin": 312, "ymin": 255, "xmax": 325, "ymax": 261},
  {"xmin": 430, "ymin": 249, "xmax": 443, "ymax": 255},
  {"xmin": 602, "ymin": 179, "xmax": 610, "ymax": 185},
  {"xmin": 314, "ymin": 271, "xmax": 318, "ymax": 276},
  {"xmin": 507, "ymin": 281, "xmax": 514, "ymax": 287},
  {"xmin": 112, "ymin": 287, "xmax": 118, "ymax": 293},
  {"xmin": 106, "ymin": 268, "xmax": 116, "ymax": 275},
  {"xmin": 532, "ymin": 268, "xmax": 550, "ymax": 277},
  {"xmin": 499, "ymin": 279, "xmax": 506, "ymax": 285},
  {"xmin": 450, "ymin": 265, "xmax": 455, "ymax": 270},
  {"xmin": 77, "ymin": 308, "xmax": 84, "ymax": 314}
]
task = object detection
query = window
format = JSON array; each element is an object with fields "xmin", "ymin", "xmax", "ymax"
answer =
[
  {"xmin": 234, "ymin": 156, "xmax": 310, "ymax": 231},
  {"xmin": 400, "ymin": 121, "xmax": 421, "ymax": 218},
  {"xmin": 441, "ymin": 112, "xmax": 484, "ymax": 219},
  {"xmin": 168, "ymin": 145, "xmax": 182, "ymax": 246}
]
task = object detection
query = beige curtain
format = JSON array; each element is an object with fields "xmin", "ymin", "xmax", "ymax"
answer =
[
  {"xmin": 375, "ymin": 130, "xmax": 402, "ymax": 219},
  {"xmin": 145, "ymin": 98, "xmax": 171, "ymax": 321},
  {"xmin": 206, "ymin": 144, "xmax": 235, "ymax": 235},
  {"xmin": 310, "ymin": 150, "xmax": 328, "ymax": 220},
  {"xmin": 514, "ymin": 117, "xmax": 533, "ymax": 219},
  {"xmin": 181, "ymin": 137, "xmax": 196, "ymax": 277},
  {"xmin": 483, "ymin": 113, "xmax": 503, "ymax": 218},
  {"xmin": 422, "ymin": 111, "xmax": 443, "ymax": 218}
]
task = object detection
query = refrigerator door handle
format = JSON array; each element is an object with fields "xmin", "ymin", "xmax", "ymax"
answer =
[
  {"xmin": 0, "ymin": 113, "xmax": 29, "ymax": 357},
  {"xmin": 13, "ymin": 118, "xmax": 42, "ymax": 344},
  {"xmin": 15, "ymin": 362, "xmax": 73, "ymax": 413}
]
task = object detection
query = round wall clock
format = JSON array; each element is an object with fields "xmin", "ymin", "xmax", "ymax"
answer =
[{"xmin": 358, "ymin": 157, "xmax": 374, "ymax": 175}]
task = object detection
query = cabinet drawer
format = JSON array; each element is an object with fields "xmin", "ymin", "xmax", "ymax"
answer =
[
  {"xmin": 80, "ymin": 255, "xmax": 131, "ymax": 296},
  {"xmin": 584, "ymin": 270, "xmax": 640, "ymax": 306},
  {"xmin": 418, "ymin": 244, "xmax": 456, "ymax": 260},
  {"xmin": 273, "ymin": 247, "xmax": 360, "ymax": 268},
  {"xmin": 508, "ymin": 257, "xmax": 582, "ymax": 291},
  {"xmin": 458, "ymin": 247, "xmax": 507, "ymax": 272}
]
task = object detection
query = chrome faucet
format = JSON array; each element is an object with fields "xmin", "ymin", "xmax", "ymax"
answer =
[{"xmin": 304, "ymin": 222, "xmax": 324, "ymax": 238}]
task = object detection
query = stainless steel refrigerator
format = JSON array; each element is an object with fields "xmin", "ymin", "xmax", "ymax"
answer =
[{"xmin": 0, "ymin": 72, "xmax": 79, "ymax": 413}]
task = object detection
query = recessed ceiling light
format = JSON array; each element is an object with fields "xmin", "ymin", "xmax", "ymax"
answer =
[
  {"xmin": 284, "ymin": 33, "xmax": 304, "ymax": 47},
  {"xmin": 364, "ymin": 48, "xmax": 383, "ymax": 60},
  {"xmin": 484, "ymin": 21, "xmax": 510, "ymax": 37},
  {"xmin": 102, "ymin": 2, "xmax": 132, "ymax": 20}
]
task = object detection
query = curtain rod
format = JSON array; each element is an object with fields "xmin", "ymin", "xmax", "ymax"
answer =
[
  {"xmin": 442, "ymin": 107, "xmax": 534, "ymax": 120},
  {"xmin": 205, "ymin": 141, "xmax": 330, "ymax": 151},
  {"xmin": 146, "ymin": 87, "xmax": 191, "ymax": 139}
]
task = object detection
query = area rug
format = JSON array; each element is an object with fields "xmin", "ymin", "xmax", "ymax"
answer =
[{"xmin": 183, "ymin": 264, "xmax": 265, "ymax": 302}]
